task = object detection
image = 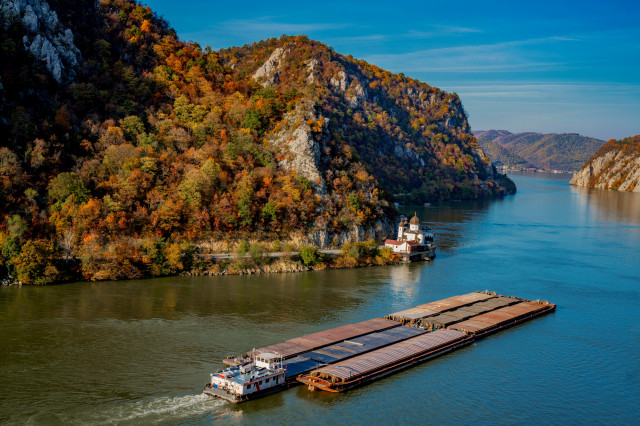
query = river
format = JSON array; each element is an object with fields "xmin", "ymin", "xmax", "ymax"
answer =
[{"xmin": 1, "ymin": 173, "xmax": 639, "ymax": 424}]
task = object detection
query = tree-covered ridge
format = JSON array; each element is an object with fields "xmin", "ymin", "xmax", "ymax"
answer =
[
  {"xmin": 476, "ymin": 137, "xmax": 535, "ymax": 169},
  {"xmin": 0, "ymin": 0, "xmax": 511, "ymax": 284},
  {"xmin": 223, "ymin": 37, "xmax": 511, "ymax": 202},
  {"xmin": 474, "ymin": 130, "xmax": 604, "ymax": 172},
  {"xmin": 588, "ymin": 135, "xmax": 640, "ymax": 160}
]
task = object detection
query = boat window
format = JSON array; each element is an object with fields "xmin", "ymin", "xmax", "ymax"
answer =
[{"xmin": 247, "ymin": 384, "xmax": 251, "ymax": 389}]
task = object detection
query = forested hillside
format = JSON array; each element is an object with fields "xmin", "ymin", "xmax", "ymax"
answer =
[
  {"xmin": 570, "ymin": 135, "xmax": 640, "ymax": 192},
  {"xmin": 474, "ymin": 130, "xmax": 604, "ymax": 172},
  {"xmin": 475, "ymin": 137, "xmax": 534, "ymax": 170},
  {"xmin": 0, "ymin": 0, "xmax": 513, "ymax": 284}
]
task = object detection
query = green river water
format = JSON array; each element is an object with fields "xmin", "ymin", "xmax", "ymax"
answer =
[{"xmin": 1, "ymin": 172, "xmax": 639, "ymax": 424}]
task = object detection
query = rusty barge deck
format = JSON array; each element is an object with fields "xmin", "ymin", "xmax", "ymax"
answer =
[
  {"xmin": 214, "ymin": 291, "xmax": 555, "ymax": 398},
  {"xmin": 297, "ymin": 295, "xmax": 555, "ymax": 393}
]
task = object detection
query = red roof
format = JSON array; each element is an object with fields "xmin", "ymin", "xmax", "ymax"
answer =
[
  {"xmin": 407, "ymin": 241, "xmax": 421, "ymax": 247},
  {"xmin": 385, "ymin": 239, "xmax": 404, "ymax": 246}
]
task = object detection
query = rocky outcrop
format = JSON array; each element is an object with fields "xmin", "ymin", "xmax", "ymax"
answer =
[
  {"xmin": 252, "ymin": 47, "xmax": 286, "ymax": 87},
  {"xmin": 471, "ymin": 142, "xmax": 495, "ymax": 179},
  {"xmin": 330, "ymin": 69, "xmax": 348, "ymax": 92},
  {"xmin": 305, "ymin": 58, "xmax": 318, "ymax": 84},
  {"xmin": 1, "ymin": 0, "xmax": 81, "ymax": 83},
  {"xmin": 306, "ymin": 218, "xmax": 396, "ymax": 249},
  {"xmin": 571, "ymin": 144, "xmax": 640, "ymax": 192},
  {"xmin": 266, "ymin": 99, "xmax": 327, "ymax": 194}
]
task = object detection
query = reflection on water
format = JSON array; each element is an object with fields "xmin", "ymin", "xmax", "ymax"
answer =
[
  {"xmin": 571, "ymin": 185, "xmax": 640, "ymax": 225},
  {"xmin": 399, "ymin": 197, "xmax": 508, "ymax": 258},
  {"xmin": 1, "ymin": 173, "xmax": 639, "ymax": 424},
  {"xmin": 388, "ymin": 263, "xmax": 423, "ymax": 298},
  {"xmin": 0, "ymin": 269, "xmax": 388, "ymax": 324}
]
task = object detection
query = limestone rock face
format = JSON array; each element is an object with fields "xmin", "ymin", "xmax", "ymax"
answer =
[
  {"xmin": 346, "ymin": 79, "xmax": 367, "ymax": 108},
  {"xmin": 330, "ymin": 70, "xmax": 348, "ymax": 92},
  {"xmin": 306, "ymin": 218, "xmax": 396, "ymax": 249},
  {"xmin": 252, "ymin": 47, "xmax": 286, "ymax": 87},
  {"xmin": 1, "ymin": 0, "xmax": 82, "ymax": 83},
  {"xmin": 571, "ymin": 149, "xmax": 640, "ymax": 192},
  {"xmin": 471, "ymin": 143, "xmax": 495, "ymax": 179},
  {"xmin": 266, "ymin": 99, "xmax": 327, "ymax": 195},
  {"xmin": 305, "ymin": 58, "xmax": 318, "ymax": 84}
]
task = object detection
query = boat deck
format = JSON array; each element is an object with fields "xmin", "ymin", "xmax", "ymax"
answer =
[
  {"xmin": 298, "ymin": 295, "xmax": 555, "ymax": 392},
  {"xmin": 298, "ymin": 329, "xmax": 474, "ymax": 392},
  {"xmin": 255, "ymin": 317, "xmax": 400, "ymax": 360},
  {"xmin": 212, "ymin": 291, "xmax": 556, "ymax": 399}
]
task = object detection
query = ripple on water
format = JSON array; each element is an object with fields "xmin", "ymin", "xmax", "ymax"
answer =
[{"xmin": 61, "ymin": 394, "xmax": 227, "ymax": 425}]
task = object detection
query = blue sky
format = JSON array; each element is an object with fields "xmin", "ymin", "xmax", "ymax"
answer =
[{"xmin": 144, "ymin": 0, "xmax": 640, "ymax": 140}]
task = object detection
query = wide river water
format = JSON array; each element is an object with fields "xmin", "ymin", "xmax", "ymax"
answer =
[{"xmin": 1, "ymin": 173, "xmax": 639, "ymax": 425}]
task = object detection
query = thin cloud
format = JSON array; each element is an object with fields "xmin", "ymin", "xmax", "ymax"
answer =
[
  {"xmin": 191, "ymin": 16, "xmax": 349, "ymax": 38},
  {"xmin": 181, "ymin": 16, "xmax": 351, "ymax": 46},
  {"xmin": 324, "ymin": 34, "xmax": 388, "ymax": 45},
  {"xmin": 364, "ymin": 36, "xmax": 579, "ymax": 73}
]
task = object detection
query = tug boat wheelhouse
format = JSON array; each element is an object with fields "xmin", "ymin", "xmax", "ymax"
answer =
[{"xmin": 203, "ymin": 352, "xmax": 286, "ymax": 403}]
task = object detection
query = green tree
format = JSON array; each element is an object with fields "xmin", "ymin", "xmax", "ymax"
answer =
[
  {"xmin": 241, "ymin": 110, "xmax": 262, "ymax": 132},
  {"xmin": 250, "ymin": 243, "xmax": 266, "ymax": 265},
  {"xmin": 236, "ymin": 240, "xmax": 250, "ymax": 258},
  {"xmin": 178, "ymin": 168, "xmax": 209, "ymax": 206},
  {"xmin": 48, "ymin": 172, "xmax": 89, "ymax": 206},
  {"xmin": 1, "ymin": 215, "xmax": 27, "ymax": 276},
  {"xmin": 261, "ymin": 201, "xmax": 277, "ymax": 222},
  {"xmin": 121, "ymin": 115, "xmax": 145, "ymax": 141}
]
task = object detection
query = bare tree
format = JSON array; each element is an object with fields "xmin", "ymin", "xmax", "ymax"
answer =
[{"xmin": 60, "ymin": 228, "xmax": 76, "ymax": 261}]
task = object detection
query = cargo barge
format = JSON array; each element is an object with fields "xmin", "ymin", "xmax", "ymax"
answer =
[
  {"xmin": 204, "ymin": 291, "xmax": 555, "ymax": 402},
  {"xmin": 298, "ymin": 330, "xmax": 474, "ymax": 392}
]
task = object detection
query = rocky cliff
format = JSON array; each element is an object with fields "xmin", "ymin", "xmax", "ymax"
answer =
[
  {"xmin": 1, "ymin": 0, "xmax": 82, "ymax": 82},
  {"xmin": 570, "ymin": 135, "xmax": 640, "ymax": 192},
  {"xmin": 0, "ymin": 0, "xmax": 516, "ymax": 283},
  {"xmin": 227, "ymin": 38, "xmax": 513, "ymax": 205}
]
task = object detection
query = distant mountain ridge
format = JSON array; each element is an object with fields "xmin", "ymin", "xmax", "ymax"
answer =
[
  {"xmin": 474, "ymin": 137, "xmax": 536, "ymax": 170},
  {"xmin": 473, "ymin": 130, "xmax": 605, "ymax": 172},
  {"xmin": 571, "ymin": 135, "xmax": 640, "ymax": 192}
]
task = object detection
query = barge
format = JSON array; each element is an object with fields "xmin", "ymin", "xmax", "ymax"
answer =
[
  {"xmin": 298, "ymin": 329, "xmax": 474, "ymax": 392},
  {"xmin": 204, "ymin": 291, "xmax": 555, "ymax": 402}
]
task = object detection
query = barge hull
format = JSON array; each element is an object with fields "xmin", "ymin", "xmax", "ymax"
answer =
[
  {"xmin": 203, "ymin": 383, "xmax": 287, "ymax": 404},
  {"xmin": 300, "ymin": 335, "xmax": 474, "ymax": 392},
  {"xmin": 297, "ymin": 330, "xmax": 472, "ymax": 392}
]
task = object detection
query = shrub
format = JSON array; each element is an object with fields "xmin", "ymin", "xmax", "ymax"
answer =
[{"xmin": 300, "ymin": 245, "xmax": 323, "ymax": 266}]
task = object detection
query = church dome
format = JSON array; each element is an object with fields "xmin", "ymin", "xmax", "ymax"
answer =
[{"xmin": 410, "ymin": 212, "xmax": 420, "ymax": 225}]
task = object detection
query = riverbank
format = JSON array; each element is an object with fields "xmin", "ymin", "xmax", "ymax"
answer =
[{"xmin": 1, "ymin": 240, "xmax": 405, "ymax": 286}]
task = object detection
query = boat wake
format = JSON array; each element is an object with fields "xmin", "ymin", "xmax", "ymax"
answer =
[{"xmin": 80, "ymin": 393, "xmax": 225, "ymax": 425}]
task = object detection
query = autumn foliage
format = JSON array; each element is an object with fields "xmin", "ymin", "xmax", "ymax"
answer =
[{"xmin": 0, "ymin": 0, "xmax": 512, "ymax": 284}]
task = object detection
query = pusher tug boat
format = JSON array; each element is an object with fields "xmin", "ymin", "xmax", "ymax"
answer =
[{"xmin": 203, "ymin": 352, "xmax": 286, "ymax": 403}]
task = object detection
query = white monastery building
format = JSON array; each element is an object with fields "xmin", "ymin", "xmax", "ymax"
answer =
[{"xmin": 384, "ymin": 213, "xmax": 436, "ymax": 261}]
